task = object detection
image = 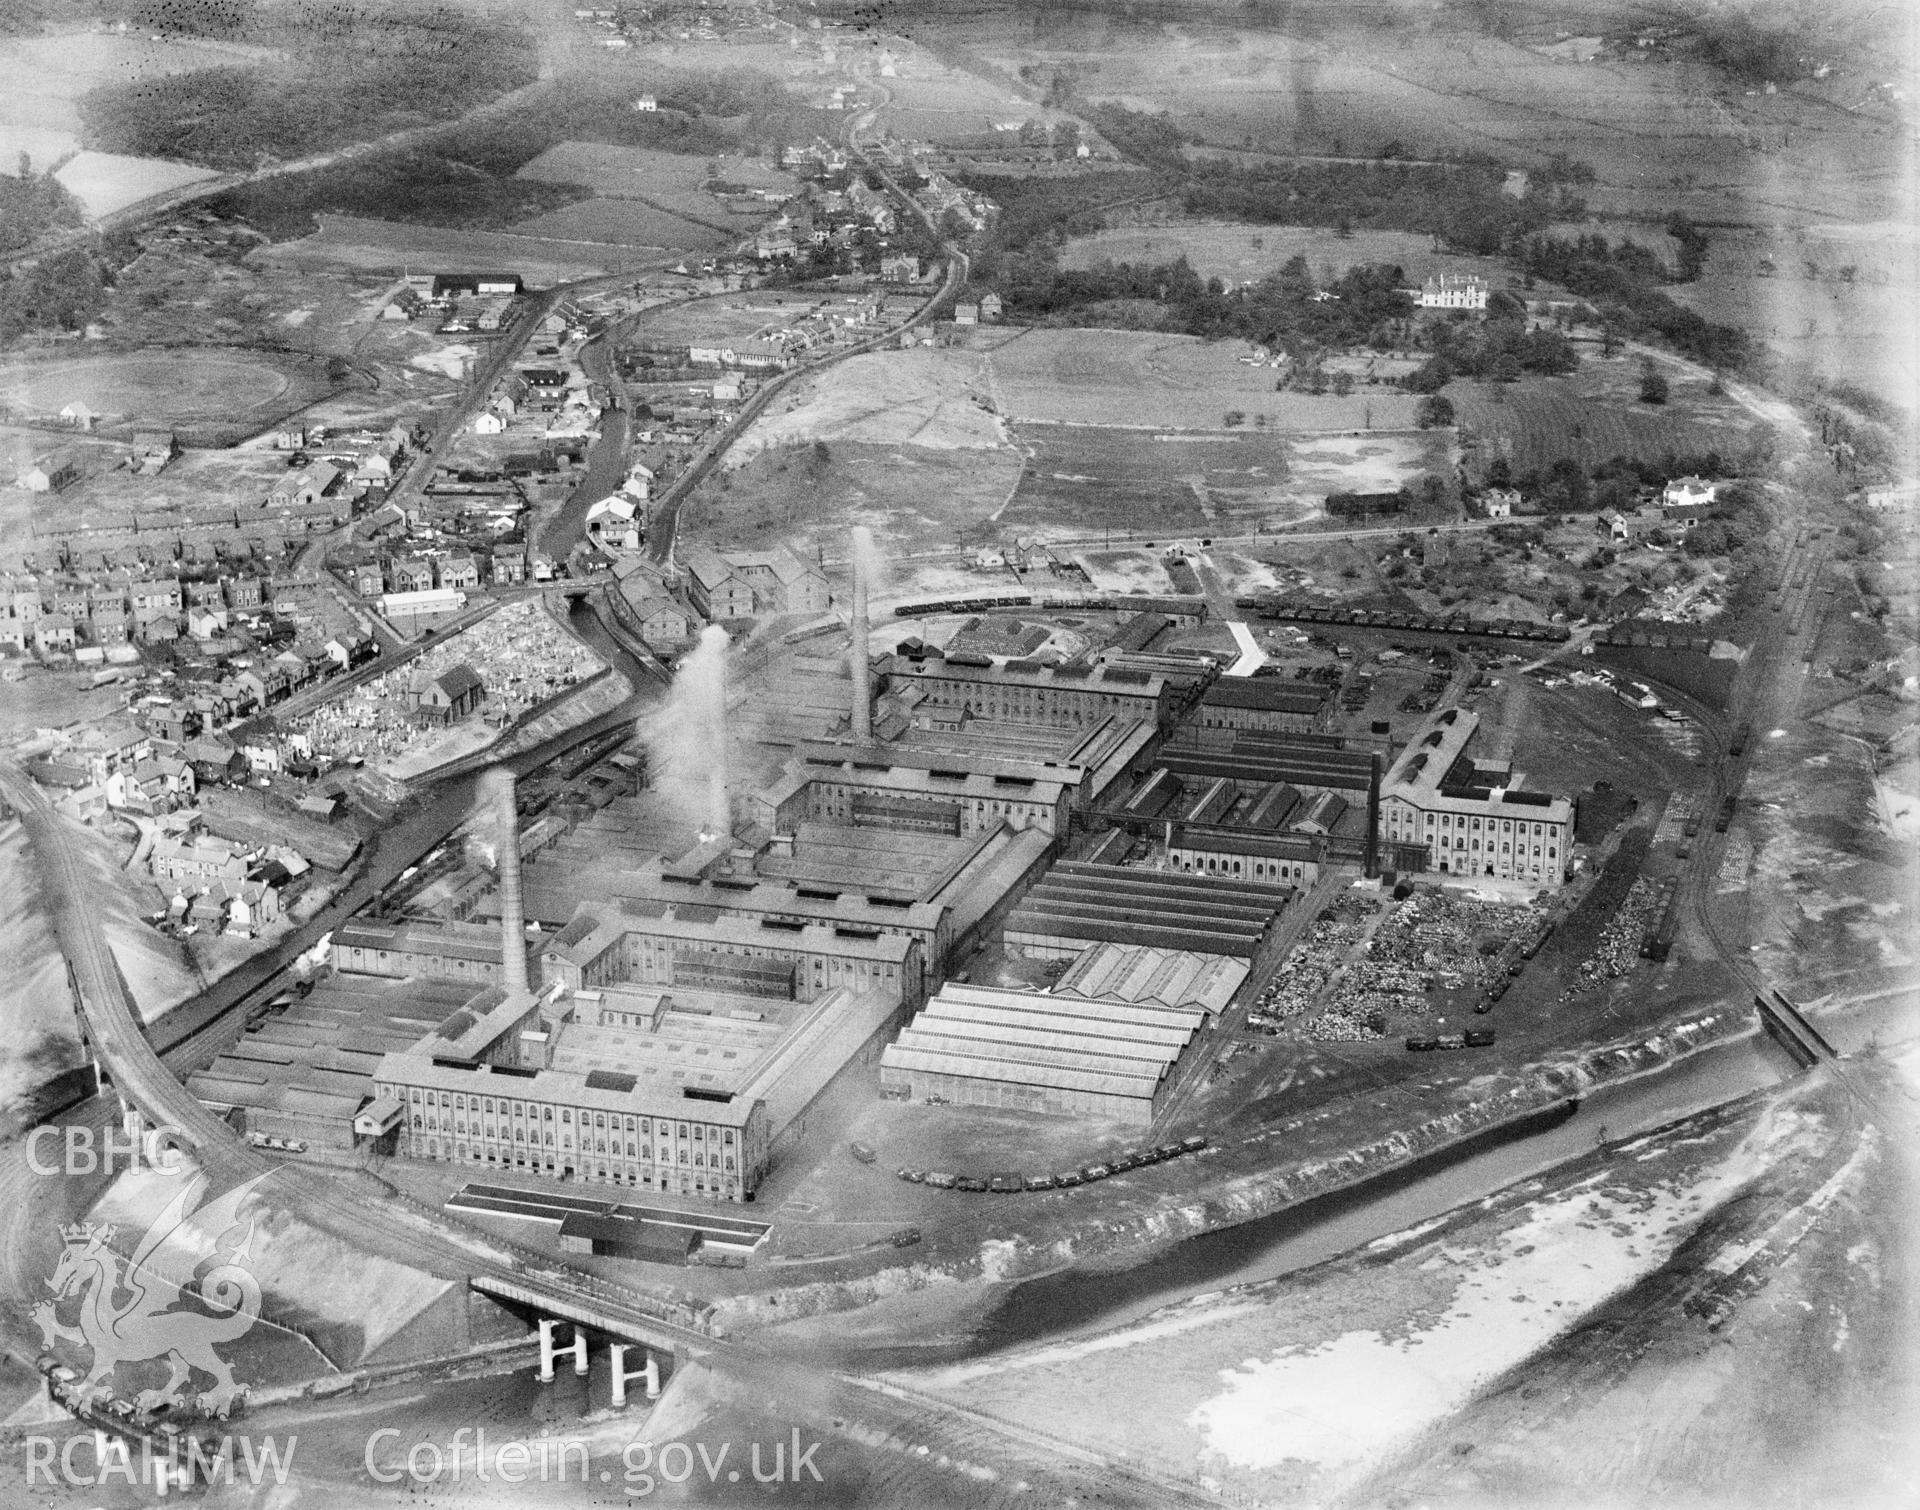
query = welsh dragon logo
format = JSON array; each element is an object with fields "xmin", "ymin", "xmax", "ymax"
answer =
[{"xmin": 33, "ymin": 1174, "xmax": 267, "ymax": 1418}]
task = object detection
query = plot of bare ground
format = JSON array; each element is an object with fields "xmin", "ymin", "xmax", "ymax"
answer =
[
  {"xmin": 889, "ymin": 1077, "xmax": 1891, "ymax": 1505},
  {"xmin": 0, "ymin": 823, "xmax": 86, "ymax": 1125},
  {"xmin": 58, "ymin": 813, "xmax": 205, "ymax": 1025},
  {"xmin": 683, "ymin": 441, "xmax": 1024, "ymax": 563},
  {"xmin": 1350, "ymin": 1060, "xmax": 1920, "ymax": 1509},
  {"xmin": 729, "ymin": 348, "xmax": 1011, "ymax": 456},
  {"xmin": 1726, "ymin": 719, "xmax": 1918, "ymax": 998}
]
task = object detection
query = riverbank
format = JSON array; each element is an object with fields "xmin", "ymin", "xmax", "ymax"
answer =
[
  {"xmin": 715, "ymin": 1005, "xmax": 1761, "ymax": 1344},
  {"xmin": 883, "ymin": 1067, "xmax": 1890, "ymax": 1506}
]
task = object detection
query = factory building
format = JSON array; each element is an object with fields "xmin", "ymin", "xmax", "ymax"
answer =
[
  {"xmin": 1003, "ymin": 861, "xmax": 1290, "ymax": 959},
  {"xmin": 752, "ymin": 756, "xmax": 1070, "ymax": 839},
  {"xmin": 368, "ymin": 972, "xmax": 901, "ymax": 1201},
  {"xmin": 878, "ymin": 655, "xmax": 1176, "ymax": 730},
  {"xmin": 1165, "ymin": 824, "xmax": 1321, "ymax": 885},
  {"xmin": 792, "ymin": 712, "xmax": 1157, "ymax": 817},
  {"xmin": 537, "ymin": 900, "xmax": 925, "ymax": 1011},
  {"xmin": 330, "ymin": 918, "xmax": 527, "ymax": 985},
  {"xmin": 879, "ymin": 981, "xmax": 1210, "ymax": 1124},
  {"xmin": 1190, "ymin": 678, "xmax": 1335, "ymax": 734},
  {"xmin": 1379, "ymin": 708, "xmax": 1573, "ymax": 883},
  {"xmin": 1154, "ymin": 726, "xmax": 1376, "ymax": 794},
  {"xmin": 1052, "ymin": 940, "xmax": 1248, "ymax": 1016},
  {"xmin": 187, "ymin": 974, "xmax": 466, "ymax": 1159}
]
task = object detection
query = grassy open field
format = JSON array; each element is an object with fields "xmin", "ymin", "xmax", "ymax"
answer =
[
  {"xmin": 1450, "ymin": 353, "xmax": 1760, "ymax": 475},
  {"xmin": 515, "ymin": 141, "xmax": 715, "ymax": 195},
  {"xmin": 254, "ymin": 213, "xmax": 646, "ymax": 285},
  {"xmin": 49, "ymin": 149, "xmax": 220, "ymax": 220},
  {"xmin": 997, "ymin": 423, "xmax": 1349, "ymax": 541},
  {"xmin": 627, "ymin": 292, "xmax": 827, "ymax": 347},
  {"xmin": 1670, "ymin": 222, "xmax": 1920, "ymax": 410},
  {"xmin": 869, "ymin": 55, "xmax": 1056, "ymax": 142},
  {"xmin": 1060, "ymin": 221, "xmax": 1508, "ymax": 291},
  {"xmin": 0, "ymin": 28, "xmax": 277, "ymax": 170},
  {"xmin": 0, "ymin": 349, "xmax": 292, "ymax": 423},
  {"xmin": 988, "ymin": 327, "xmax": 1421, "ymax": 430},
  {"xmin": 514, "ymin": 140, "xmax": 795, "ymax": 228},
  {"xmin": 506, "ymin": 197, "xmax": 726, "ymax": 249}
]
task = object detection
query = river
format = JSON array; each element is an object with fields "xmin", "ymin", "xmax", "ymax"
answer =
[{"xmin": 840, "ymin": 983, "xmax": 1914, "ymax": 1369}]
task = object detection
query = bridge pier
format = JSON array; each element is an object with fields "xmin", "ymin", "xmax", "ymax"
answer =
[{"xmin": 536, "ymin": 1318, "xmax": 668, "ymax": 1407}]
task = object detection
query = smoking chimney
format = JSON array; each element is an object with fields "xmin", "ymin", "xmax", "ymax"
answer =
[
  {"xmin": 850, "ymin": 526, "xmax": 873, "ymax": 743},
  {"xmin": 484, "ymin": 767, "xmax": 530, "ymax": 995},
  {"xmin": 706, "ymin": 631, "xmax": 731, "ymax": 838},
  {"xmin": 1364, "ymin": 750, "xmax": 1383, "ymax": 880}
]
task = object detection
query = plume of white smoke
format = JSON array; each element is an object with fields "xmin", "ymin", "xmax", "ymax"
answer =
[{"xmin": 642, "ymin": 624, "xmax": 733, "ymax": 841}]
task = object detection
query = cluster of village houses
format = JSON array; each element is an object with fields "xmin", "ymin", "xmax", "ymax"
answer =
[{"xmin": 26, "ymin": 716, "xmax": 326, "ymax": 938}]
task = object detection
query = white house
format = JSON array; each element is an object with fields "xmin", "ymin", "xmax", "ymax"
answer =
[
  {"xmin": 1661, "ymin": 476, "xmax": 1718, "ymax": 509},
  {"xmin": 1418, "ymin": 273, "xmax": 1490, "ymax": 310},
  {"xmin": 474, "ymin": 410, "xmax": 508, "ymax": 435},
  {"xmin": 586, "ymin": 496, "xmax": 642, "ymax": 550}
]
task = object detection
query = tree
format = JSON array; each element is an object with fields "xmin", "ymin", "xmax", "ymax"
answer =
[
  {"xmin": 1639, "ymin": 366, "xmax": 1670, "ymax": 405},
  {"xmin": 1223, "ymin": 410, "xmax": 1246, "ymax": 428},
  {"xmin": 1331, "ymin": 371, "xmax": 1354, "ymax": 396},
  {"xmin": 1415, "ymin": 394, "xmax": 1456, "ymax": 429}
]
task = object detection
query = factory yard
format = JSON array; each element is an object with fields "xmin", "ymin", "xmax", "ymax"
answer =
[
  {"xmin": 1255, "ymin": 886, "xmax": 1548, "ymax": 1043},
  {"xmin": 283, "ymin": 601, "xmax": 603, "ymax": 777}
]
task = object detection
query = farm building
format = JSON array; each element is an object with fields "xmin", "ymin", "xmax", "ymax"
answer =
[
  {"xmin": 879, "ymin": 980, "xmax": 1209, "ymax": 1125},
  {"xmin": 17, "ymin": 455, "xmax": 79, "ymax": 493},
  {"xmin": 433, "ymin": 273, "xmax": 523, "ymax": 298}
]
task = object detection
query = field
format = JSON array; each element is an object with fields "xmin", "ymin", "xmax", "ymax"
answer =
[
  {"xmin": 729, "ymin": 347, "xmax": 1009, "ymax": 457},
  {"xmin": 506, "ymin": 197, "xmax": 726, "ymax": 249},
  {"xmin": 49, "ymin": 149, "xmax": 220, "ymax": 220},
  {"xmin": 514, "ymin": 141, "xmax": 797, "ymax": 227},
  {"xmin": 1061, "ymin": 220, "xmax": 1508, "ymax": 291},
  {"xmin": 256, "ymin": 213, "xmax": 647, "ymax": 286},
  {"xmin": 627, "ymin": 291, "xmax": 830, "ymax": 347},
  {"xmin": 683, "ymin": 439, "xmax": 1025, "ymax": 561},
  {"xmin": 862, "ymin": 52, "xmax": 1057, "ymax": 143},
  {"xmin": 1450, "ymin": 353, "xmax": 1760, "ymax": 475},
  {"xmin": 0, "ymin": 28, "xmax": 276, "ymax": 169},
  {"xmin": 0, "ymin": 348, "xmax": 305, "ymax": 428},
  {"xmin": 988, "ymin": 327, "xmax": 1422, "ymax": 431},
  {"xmin": 1671, "ymin": 222, "xmax": 1920, "ymax": 411},
  {"xmin": 997, "ymin": 423, "xmax": 1356, "ymax": 541},
  {"xmin": 982, "ymin": 16, "xmax": 1902, "ymax": 225}
]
